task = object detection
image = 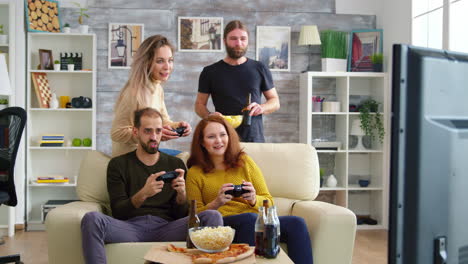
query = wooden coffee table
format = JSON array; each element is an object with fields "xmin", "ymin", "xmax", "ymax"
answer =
[{"xmin": 142, "ymin": 241, "xmax": 293, "ymax": 264}]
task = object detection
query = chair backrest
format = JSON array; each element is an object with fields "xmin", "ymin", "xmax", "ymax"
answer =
[{"xmin": 0, "ymin": 107, "xmax": 27, "ymax": 207}]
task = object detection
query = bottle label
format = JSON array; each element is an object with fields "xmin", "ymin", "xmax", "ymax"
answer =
[{"xmin": 264, "ymin": 224, "xmax": 280, "ymax": 258}]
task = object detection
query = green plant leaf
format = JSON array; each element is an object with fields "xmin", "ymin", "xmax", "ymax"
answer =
[
  {"xmin": 320, "ymin": 30, "xmax": 347, "ymax": 59},
  {"xmin": 359, "ymin": 99, "xmax": 385, "ymax": 144}
]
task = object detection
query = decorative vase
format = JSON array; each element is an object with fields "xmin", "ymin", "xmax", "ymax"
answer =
[
  {"xmin": 326, "ymin": 174, "xmax": 338, "ymax": 187},
  {"xmin": 67, "ymin": 64, "xmax": 75, "ymax": 71},
  {"xmin": 372, "ymin": 63, "xmax": 383, "ymax": 72},
  {"xmin": 63, "ymin": 27, "xmax": 71, "ymax": 34},
  {"xmin": 321, "ymin": 58, "xmax": 347, "ymax": 72},
  {"xmin": 54, "ymin": 64, "xmax": 61, "ymax": 71},
  {"xmin": 79, "ymin": 25, "xmax": 89, "ymax": 34},
  {"xmin": 49, "ymin": 93, "xmax": 59, "ymax": 109},
  {"xmin": 359, "ymin": 179, "xmax": 370, "ymax": 187}
]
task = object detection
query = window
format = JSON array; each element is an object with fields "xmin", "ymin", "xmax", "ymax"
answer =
[{"xmin": 412, "ymin": 0, "xmax": 468, "ymax": 53}]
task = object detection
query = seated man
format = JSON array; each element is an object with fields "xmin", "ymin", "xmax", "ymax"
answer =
[{"xmin": 81, "ymin": 107, "xmax": 223, "ymax": 264}]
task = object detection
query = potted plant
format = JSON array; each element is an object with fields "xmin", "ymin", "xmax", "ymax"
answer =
[
  {"xmin": 320, "ymin": 30, "xmax": 347, "ymax": 72},
  {"xmin": 54, "ymin": 60, "xmax": 61, "ymax": 71},
  {"xmin": 63, "ymin": 23, "xmax": 71, "ymax": 34},
  {"xmin": 67, "ymin": 57, "xmax": 75, "ymax": 71},
  {"xmin": 370, "ymin": 53, "xmax": 384, "ymax": 72},
  {"xmin": 0, "ymin": 98, "xmax": 8, "ymax": 110},
  {"xmin": 73, "ymin": 2, "xmax": 90, "ymax": 34},
  {"xmin": 358, "ymin": 99, "xmax": 385, "ymax": 144},
  {"xmin": 319, "ymin": 168, "xmax": 325, "ymax": 187},
  {"xmin": 0, "ymin": 24, "xmax": 7, "ymax": 45}
]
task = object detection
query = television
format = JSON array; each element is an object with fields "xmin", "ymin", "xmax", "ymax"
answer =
[{"xmin": 389, "ymin": 44, "xmax": 468, "ymax": 264}]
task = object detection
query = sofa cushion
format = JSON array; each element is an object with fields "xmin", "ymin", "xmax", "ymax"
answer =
[
  {"xmin": 77, "ymin": 150, "xmax": 111, "ymax": 204},
  {"xmin": 240, "ymin": 143, "xmax": 320, "ymax": 201}
]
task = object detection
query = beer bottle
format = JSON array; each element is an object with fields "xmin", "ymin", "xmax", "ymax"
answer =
[
  {"xmin": 242, "ymin": 93, "xmax": 252, "ymax": 126},
  {"xmin": 186, "ymin": 200, "xmax": 200, "ymax": 248},
  {"xmin": 264, "ymin": 207, "xmax": 280, "ymax": 258},
  {"xmin": 270, "ymin": 205, "xmax": 281, "ymax": 252},
  {"xmin": 254, "ymin": 206, "xmax": 266, "ymax": 256}
]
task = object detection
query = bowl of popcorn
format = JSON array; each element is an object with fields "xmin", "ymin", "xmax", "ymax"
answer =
[
  {"xmin": 189, "ymin": 226, "xmax": 235, "ymax": 253},
  {"xmin": 222, "ymin": 115, "xmax": 243, "ymax": 128}
]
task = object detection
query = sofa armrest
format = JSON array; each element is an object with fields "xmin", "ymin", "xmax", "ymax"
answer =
[
  {"xmin": 46, "ymin": 201, "xmax": 105, "ymax": 264},
  {"xmin": 292, "ymin": 201, "xmax": 356, "ymax": 264}
]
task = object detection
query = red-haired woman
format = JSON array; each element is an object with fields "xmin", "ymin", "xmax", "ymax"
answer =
[{"xmin": 186, "ymin": 115, "xmax": 313, "ymax": 264}]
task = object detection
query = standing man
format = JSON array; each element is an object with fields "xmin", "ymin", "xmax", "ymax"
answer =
[
  {"xmin": 81, "ymin": 108, "xmax": 223, "ymax": 264},
  {"xmin": 195, "ymin": 20, "xmax": 280, "ymax": 142}
]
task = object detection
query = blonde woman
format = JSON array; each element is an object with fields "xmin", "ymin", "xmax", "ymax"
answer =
[{"xmin": 111, "ymin": 35, "xmax": 191, "ymax": 157}]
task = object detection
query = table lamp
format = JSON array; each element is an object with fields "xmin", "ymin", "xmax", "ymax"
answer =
[
  {"xmin": 298, "ymin": 25, "xmax": 321, "ymax": 72},
  {"xmin": 350, "ymin": 119, "xmax": 366, "ymax": 150},
  {"xmin": 0, "ymin": 53, "xmax": 12, "ymax": 95}
]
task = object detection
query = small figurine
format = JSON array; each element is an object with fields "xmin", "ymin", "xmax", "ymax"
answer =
[{"xmin": 49, "ymin": 93, "xmax": 59, "ymax": 109}]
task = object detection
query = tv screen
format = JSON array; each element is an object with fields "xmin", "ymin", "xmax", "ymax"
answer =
[{"xmin": 389, "ymin": 44, "xmax": 468, "ymax": 264}]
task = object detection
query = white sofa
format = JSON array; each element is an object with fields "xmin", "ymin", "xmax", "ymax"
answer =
[{"xmin": 46, "ymin": 143, "xmax": 356, "ymax": 264}]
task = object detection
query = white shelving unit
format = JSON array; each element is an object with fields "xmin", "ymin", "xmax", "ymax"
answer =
[
  {"xmin": 26, "ymin": 33, "xmax": 96, "ymax": 230},
  {"xmin": 299, "ymin": 72, "xmax": 390, "ymax": 230},
  {"xmin": 0, "ymin": 0, "xmax": 16, "ymax": 238}
]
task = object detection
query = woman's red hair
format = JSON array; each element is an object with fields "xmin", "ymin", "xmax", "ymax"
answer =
[{"xmin": 187, "ymin": 115, "xmax": 245, "ymax": 173}]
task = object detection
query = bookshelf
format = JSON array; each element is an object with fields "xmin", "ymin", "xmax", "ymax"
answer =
[
  {"xmin": 26, "ymin": 33, "xmax": 96, "ymax": 230},
  {"xmin": 299, "ymin": 72, "xmax": 390, "ymax": 229}
]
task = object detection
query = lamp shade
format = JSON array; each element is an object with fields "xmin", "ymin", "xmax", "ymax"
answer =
[
  {"xmin": 0, "ymin": 54, "xmax": 12, "ymax": 95},
  {"xmin": 350, "ymin": 119, "xmax": 365, "ymax": 136},
  {"xmin": 298, "ymin": 25, "xmax": 321, "ymax": 46}
]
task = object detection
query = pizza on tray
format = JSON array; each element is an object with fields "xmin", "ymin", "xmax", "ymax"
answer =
[{"xmin": 167, "ymin": 243, "xmax": 254, "ymax": 264}]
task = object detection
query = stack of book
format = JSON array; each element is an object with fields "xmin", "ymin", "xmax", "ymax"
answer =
[
  {"xmin": 36, "ymin": 176, "xmax": 69, "ymax": 184},
  {"xmin": 40, "ymin": 134, "xmax": 64, "ymax": 147}
]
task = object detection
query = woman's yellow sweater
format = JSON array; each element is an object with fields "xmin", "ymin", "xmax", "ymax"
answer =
[{"xmin": 186, "ymin": 155, "xmax": 273, "ymax": 217}]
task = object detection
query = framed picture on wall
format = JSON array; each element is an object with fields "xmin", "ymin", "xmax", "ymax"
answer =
[
  {"xmin": 178, "ymin": 17, "xmax": 223, "ymax": 52},
  {"xmin": 25, "ymin": 0, "xmax": 61, "ymax": 32},
  {"xmin": 348, "ymin": 29, "xmax": 383, "ymax": 72},
  {"xmin": 256, "ymin": 26, "xmax": 291, "ymax": 72},
  {"xmin": 108, "ymin": 23, "xmax": 144, "ymax": 69}
]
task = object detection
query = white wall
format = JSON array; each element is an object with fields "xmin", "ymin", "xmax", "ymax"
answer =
[
  {"xmin": 337, "ymin": 0, "xmax": 412, "ymax": 71},
  {"xmin": 336, "ymin": 0, "xmax": 378, "ymax": 15}
]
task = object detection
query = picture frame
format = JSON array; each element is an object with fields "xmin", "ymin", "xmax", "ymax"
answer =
[
  {"xmin": 178, "ymin": 17, "xmax": 223, "ymax": 52},
  {"xmin": 256, "ymin": 26, "xmax": 291, "ymax": 72},
  {"xmin": 25, "ymin": 0, "xmax": 61, "ymax": 33},
  {"xmin": 108, "ymin": 23, "xmax": 144, "ymax": 69},
  {"xmin": 348, "ymin": 29, "xmax": 383, "ymax": 72},
  {"xmin": 39, "ymin": 49, "xmax": 53, "ymax": 70}
]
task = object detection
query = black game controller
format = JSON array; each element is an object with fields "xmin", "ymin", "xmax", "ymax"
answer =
[
  {"xmin": 156, "ymin": 171, "xmax": 178, "ymax": 183},
  {"xmin": 173, "ymin": 127, "xmax": 186, "ymax": 137},
  {"xmin": 224, "ymin": 184, "xmax": 250, "ymax": 197}
]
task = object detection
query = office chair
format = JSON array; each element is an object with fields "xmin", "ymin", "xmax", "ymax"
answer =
[{"xmin": 0, "ymin": 107, "xmax": 26, "ymax": 264}]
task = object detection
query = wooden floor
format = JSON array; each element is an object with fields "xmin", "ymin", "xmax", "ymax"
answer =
[{"xmin": 0, "ymin": 229, "xmax": 387, "ymax": 264}]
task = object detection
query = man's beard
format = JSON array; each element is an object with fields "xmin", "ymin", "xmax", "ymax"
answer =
[
  {"xmin": 226, "ymin": 45, "xmax": 247, "ymax": 59},
  {"xmin": 140, "ymin": 139, "xmax": 159, "ymax": 154}
]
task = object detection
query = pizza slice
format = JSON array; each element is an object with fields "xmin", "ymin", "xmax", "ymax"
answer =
[
  {"xmin": 191, "ymin": 244, "xmax": 254, "ymax": 264},
  {"xmin": 167, "ymin": 243, "xmax": 188, "ymax": 253}
]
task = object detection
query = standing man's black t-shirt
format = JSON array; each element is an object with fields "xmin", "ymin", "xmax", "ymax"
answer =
[{"xmin": 198, "ymin": 58, "xmax": 274, "ymax": 142}]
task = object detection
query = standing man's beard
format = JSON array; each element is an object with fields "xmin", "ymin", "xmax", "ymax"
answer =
[
  {"xmin": 139, "ymin": 139, "xmax": 159, "ymax": 154},
  {"xmin": 226, "ymin": 45, "xmax": 247, "ymax": 59}
]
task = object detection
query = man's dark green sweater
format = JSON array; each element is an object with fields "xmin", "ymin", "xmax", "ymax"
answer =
[{"xmin": 107, "ymin": 150, "xmax": 188, "ymax": 221}]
